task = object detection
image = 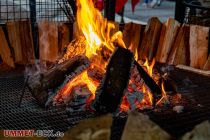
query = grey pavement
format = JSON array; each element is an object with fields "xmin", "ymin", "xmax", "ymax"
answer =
[{"xmin": 118, "ymin": 0, "xmax": 176, "ymax": 24}]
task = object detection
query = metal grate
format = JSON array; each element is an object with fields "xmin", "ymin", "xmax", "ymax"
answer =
[
  {"xmin": 0, "ymin": 73, "xmax": 95, "ymax": 133},
  {"xmin": 0, "ymin": 0, "xmax": 30, "ymax": 23},
  {"xmin": 1, "ymin": 66, "xmax": 210, "ymax": 139},
  {"xmin": 0, "ymin": 0, "xmax": 74, "ymax": 24}
]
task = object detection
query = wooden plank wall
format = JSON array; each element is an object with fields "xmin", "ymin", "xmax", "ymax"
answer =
[{"xmin": 0, "ymin": 18, "xmax": 209, "ymax": 71}]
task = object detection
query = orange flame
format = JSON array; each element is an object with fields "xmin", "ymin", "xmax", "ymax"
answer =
[{"xmin": 56, "ymin": 70, "xmax": 98, "ymax": 99}]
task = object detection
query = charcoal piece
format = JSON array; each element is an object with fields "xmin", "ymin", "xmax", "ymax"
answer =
[
  {"xmin": 134, "ymin": 61, "xmax": 162, "ymax": 105},
  {"xmin": 91, "ymin": 47, "xmax": 134, "ymax": 113},
  {"xmin": 27, "ymin": 55, "xmax": 90, "ymax": 107}
]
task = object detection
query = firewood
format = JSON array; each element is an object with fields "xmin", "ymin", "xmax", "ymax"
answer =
[
  {"xmin": 139, "ymin": 17, "xmax": 162, "ymax": 61},
  {"xmin": 134, "ymin": 61, "xmax": 162, "ymax": 104},
  {"xmin": 189, "ymin": 25, "xmax": 209, "ymax": 69},
  {"xmin": 58, "ymin": 22, "xmax": 71, "ymax": 53},
  {"xmin": 0, "ymin": 27, "xmax": 15, "ymax": 68},
  {"xmin": 167, "ymin": 24, "xmax": 190, "ymax": 65},
  {"xmin": 203, "ymin": 55, "xmax": 210, "ymax": 70},
  {"xmin": 156, "ymin": 18, "xmax": 180, "ymax": 63},
  {"xmin": 92, "ymin": 47, "xmax": 134, "ymax": 113},
  {"xmin": 61, "ymin": 114, "xmax": 112, "ymax": 140},
  {"xmin": 7, "ymin": 20, "xmax": 35, "ymax": 64},
  {"xmin": 121, "ymin": 111, "xmax": 171, "ymax": 140},
  {"xmin": 38, "ymin": 21, "xmax": 58, "ymax": 62},
  {"xmin": 27, "ymin": 55, "xmax": 90, "ymax": 107},
  {"xmin": 176, "ymin": 65, "xmax": 210, "ymax": 77},
  {"xmin": 123, "ymin": 22, "xmax": 142, "ymax": 59},
  {"xmin": 181, "ymin": 121, "xmax": 210, "ymax": 140}
]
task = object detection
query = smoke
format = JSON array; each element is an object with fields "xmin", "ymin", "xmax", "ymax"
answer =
[{"xmin": 24, "ymin": 59, "xmax": 47, "ymax": 78}]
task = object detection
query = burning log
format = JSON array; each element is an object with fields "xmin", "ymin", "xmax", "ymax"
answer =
[
  {"xmin": 92, "ymin": 47, "xmax": 134, "ymax": 113},
  {"xmin": 134, "ymin": 61, "xmax": 162, "ymax": 105},
  {"xmin": 27, "ymin": 55, "xmax": 90, "ymax": 107},
  {"xmin": 0, "ymin": 27, "xmax": 15, "ymax": 68}
]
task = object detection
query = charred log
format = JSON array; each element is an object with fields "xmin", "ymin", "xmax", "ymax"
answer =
[
  {"xmin": 27, "ymin": 55, "xmax": 90, "ymax": 107},
  {"xmin": 134, "ymin": 61, "xmax": 162, "ymax": 105},
  {"xmin": 91, "ymin": 47, "xmax": 134, "ymax": 113}
]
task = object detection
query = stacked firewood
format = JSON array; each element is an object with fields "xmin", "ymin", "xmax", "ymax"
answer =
[
  {"xmin": 122, "ymin": 17, "xmax": 210, "ymax": 70},
  {"xmin": 0, "ymin": 17, "xmax": 210, "ymax": 71}
]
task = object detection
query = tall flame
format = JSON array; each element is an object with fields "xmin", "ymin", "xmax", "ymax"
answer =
[{"xmin": 76, "ymin": 0, "xmax": 116, "ymax": 58}]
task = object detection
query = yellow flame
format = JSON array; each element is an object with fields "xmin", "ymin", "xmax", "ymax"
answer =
[
  {"xmin": 143, "ymin": 58, "xmax": 155, "ymax": 76},
  {"xmin": 76, "ymin": 0, "xmax": 120, "ymax": 58},
  {"xmin": 156, "ymin": 82, "xmax": 167, "ymax": 105},
  {"xmin": 57, "ymin": 70, "xmax": 98, "ymax": 98}
]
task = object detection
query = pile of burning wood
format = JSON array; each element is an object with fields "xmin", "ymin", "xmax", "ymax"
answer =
[{"xmin": 1, "ymin": 0, "xmax": 210, "ymax": 139}]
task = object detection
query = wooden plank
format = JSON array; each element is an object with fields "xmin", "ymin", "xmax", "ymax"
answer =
[
  {"xmin": 58, "ymin": 22, "xmax": 71, "ymax": 53},
  {"xmin": 156, "ymin": 18, "xmax": 180, "ymax": 63},
  {"xmin": 0, "ymin": 27, "xmax": 15, "ymax": 68},
  {"xmin": 176, "ymin": 65, "xmax": 210, "ymax": 77},
  {"xmin": 19, "ymin": 20, "xmax": 35, "ymax": 64},
  {"xmin": 139, "ymin": 17, "xmax": 162, "ymax": 61},
  {"xmin": 123, "ymin": 22, "xmax": 142, "ymax": 60},
  {"xmin": 38, "ymin": 21, "xmax": 58, "ymax": 62},
  {"xmin": 7, "ymin": 21, "xmax": 35, "ymax": 64},
  {"xmin": 7, "ymin": 21, "xmax": 22, "ymax": 63},
  {"xmin": 189, "ymin": 25, "xmax": 209, "ymax": 69},
  {"xmin": 167, "ymin": 24, "xmax": 190, "ymax": 65},
  {"xmin": 203, "ymin": 55, "xmax": 210, "ymax": 70}
]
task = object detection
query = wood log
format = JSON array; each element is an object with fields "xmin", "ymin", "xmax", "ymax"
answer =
[
  {"xmin": 121, "ymin": 111, "xmax": 171, "ymax": 140},
  {"xmin": 134, "ymin": 61, "xmax": 162, "ymax": 105},
  {"xmin": 38, "ymin": 21, "xmax": 58, "ymax": 62},
  {"xmin": 176, "ymin": 65, "xmax": 210, "ymax": 77},
  {"xmin": 92, "ymin": 47, "xmax": 134, "ymax": 113},
  {"xmin": 123, "ymin": 22, "xmax": 142, "ymax": 60},
  {"xmin": 189, "ymin": 25, "xmax": 209, "ymax": 69},
  {"xmin": 0, "ymin": 27, "xmax": 15, "ymax": 68},
  {"xmin": 156, "ymin": 18, "xmax": 180, "ymax": 63},
  {"xmin": 203, "ymin": 55, "xmax": 210, "ymax": 70},
  {"xmin": 27, "ymin": 55, "xmax": 90, "ymax": 107},
  {"xmin": 61, "ymin": 114, "xmax": 112, "ymax": 140},
  {"xmin": 7, "ymin": 20, "xmax": 35, "ymax": 64},
  {"xmin": 167, "ymin": 24, "xmax": 190, "ymax": 65},
  {"xmin": 139, "ymin": 17, "xmax": 162, "ymax": 61},
  {"xmin": 181, "ymin": 121, "xmax": 210, "ymax": 140}
]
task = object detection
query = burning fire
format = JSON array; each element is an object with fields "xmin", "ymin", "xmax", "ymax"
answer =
[{"xmin": 55, "ymin": 0, "xmax": 168, "ymax": 110}]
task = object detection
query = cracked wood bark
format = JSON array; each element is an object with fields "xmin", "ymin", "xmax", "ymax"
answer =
[
  {"xmin": 27, "ymin": 55, "xmax": 90, "ymax": 107},
  {"xmin": 92, "ymin": 47, "xmax": 134, "ymax": 113},
  {"xmin": 139, "ymin": 17, "xmax": 162, "ymax": 61}
]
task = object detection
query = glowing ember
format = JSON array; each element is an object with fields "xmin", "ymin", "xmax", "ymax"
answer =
[
  {"xmin": 55, "ymin": 70, "xmax": 99, "ymax": 101},
  {"xmin": 55, "ymin": 0, "xmax": 169, "ymax": 111}
]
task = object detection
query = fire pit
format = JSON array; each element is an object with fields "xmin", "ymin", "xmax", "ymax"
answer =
[{"xmin": 1, "ymin": 0, "xmax": 210, "ymax": 139}]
